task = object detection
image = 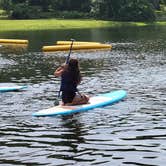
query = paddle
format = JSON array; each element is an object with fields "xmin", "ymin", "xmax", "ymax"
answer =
[{"xmin": 65, "ymin": 38, "xmax": 75, "ymax": 64}]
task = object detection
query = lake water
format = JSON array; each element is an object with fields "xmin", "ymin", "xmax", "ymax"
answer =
[{"xmin": 0, "ymin": 25, "xmax": 166, "ymax": 166}]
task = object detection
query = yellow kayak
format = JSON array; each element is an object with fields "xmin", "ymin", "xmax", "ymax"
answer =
[
  {"xmin": 43, "ymin": 44, "xmax": 112, "ymax": 52},
  {"xmin": 56, "ymin": 41, "xmax": 101, "ymax": 45},
  {"xmin": 0, "ymin": 39, "xmax": 28, "ymax": 44}
]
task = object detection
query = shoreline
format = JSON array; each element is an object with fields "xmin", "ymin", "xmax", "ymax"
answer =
[{"xmin": 0, "ymin": 19, "xmax": 166, "ymax": 32}]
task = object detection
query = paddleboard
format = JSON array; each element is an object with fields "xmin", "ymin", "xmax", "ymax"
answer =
[
  {"xmin": 0, "ymin": 85, "xmax": 27, "ymax": 92},
  {"xmin": 33, "ymin": 90, "xmax": 127, "ymax": 117}
]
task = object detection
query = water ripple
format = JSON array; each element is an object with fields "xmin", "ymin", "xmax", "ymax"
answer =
[{"xmin": 0, "ymin": 29, "xmax": 166, "ymax": 165}]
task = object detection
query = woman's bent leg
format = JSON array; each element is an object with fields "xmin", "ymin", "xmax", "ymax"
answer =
[{"xmin": 71, "ymin": 93, "xmax": 89, "ymax": 105}]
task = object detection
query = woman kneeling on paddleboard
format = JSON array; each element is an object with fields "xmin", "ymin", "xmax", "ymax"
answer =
[{"xmin": 54, "ymin": 58, "xmax": 89, "ymax": 106}]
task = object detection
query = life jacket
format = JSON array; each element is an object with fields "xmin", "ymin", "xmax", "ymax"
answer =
[{"xmin": 60, "ymin": 71, "xmax": 77, "ymax": 92}]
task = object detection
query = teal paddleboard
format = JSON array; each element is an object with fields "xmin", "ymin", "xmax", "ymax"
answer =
[
  {"xmin": 0, "ymin": 85, "xmax": 27, "ymax": 92},
  {"xmin": 33, "ymin": 90, "xmax": 127, "ymax": 117}
]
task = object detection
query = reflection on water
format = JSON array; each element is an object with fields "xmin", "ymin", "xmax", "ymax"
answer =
[
  {"xmin": 0, "ymin": 25, "xmax": 166, "ymax": 165},
  {"xmin": 0, "ymin": 43, "xmax": 28, "ymax": 54}
]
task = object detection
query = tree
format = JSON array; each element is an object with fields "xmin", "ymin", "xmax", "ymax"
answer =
[
  {"xmin": 149, "ymin": 0, "xmax": 160, "ymax": 10},
  {"xmin": 28, "ymin": 0, "xmax": 52, "ymax": 11},
  {"xmin": 118, "ymin": 0, "xmax": 156, "ymax": 21},
  {"xmin": 52, "ymin": 0, "xmax": 91, "ymax": 12},
  {"xmin": 0, "ymin": 0, "xmax": 157, "ymax": 21},
  {"xmin": 0, "ymin": 0, "xmax": 12, "ymax": 11},
  {"xmin": 92, "ymin": 0, "xmax": 156, "ymax": 21}
]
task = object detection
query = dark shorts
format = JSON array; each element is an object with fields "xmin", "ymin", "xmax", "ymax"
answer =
[{"xmin": 62, "ymin": 91, "xmax": 76, "ymax": 104}]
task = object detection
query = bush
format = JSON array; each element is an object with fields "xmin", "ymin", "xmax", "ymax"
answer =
[
  {"xmin": 92, "ymin": 0, "xmax": 156, "ymax": 21},
  {"xmin": 10, "ymin": 3, "xmax": 29, "ymax": 19},
  {"xmin": 10, "ymin": 3, "xmax": 42, "ymax": 19},
  {"xmin": 54, "ymin": 11, "xmax": 91, "ymax": 19},
  {"xmin": 116, "ymin": 1, "xmax": 156, "ymax": 21},
  {"xmin": 9, "ymin": 3, "xmax": 91, "ymax": 19}
]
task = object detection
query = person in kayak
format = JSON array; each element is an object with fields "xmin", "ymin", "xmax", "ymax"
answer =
[{"xmin": 54, "ymin": 58, "xmax": 89, "ymax": 106}]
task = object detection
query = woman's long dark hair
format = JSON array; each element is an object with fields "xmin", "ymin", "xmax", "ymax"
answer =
[{"xmin": 64, "ymin": 58, "xmax": 82, "ymax": 84}]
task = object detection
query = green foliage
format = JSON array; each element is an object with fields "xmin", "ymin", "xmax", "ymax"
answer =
[
  {"xmin": 28, "ymin": 0, "xmax": 52, "ymax": 11},
  {"xmin": 0, "ymin": 0, "xmax": 163, "ymax": 21},
  {"xmin": 92, "ymin": 0, "xmax": 156, "ymax": 21},
  {"xmin": 52, "ymin": 0, "xmax": 91, "ymax": 12},
  {"xmin": 117, "ymin": 0, "xmax": 156, "ymax": 21},
  {"xmin": 54, "ymin": 11, "xmax": 91, "ymax": 19},
  {"xmin": 0, "ymin": 0, "xmax": 12, "ymax": 12},
  {"xmin": 149, "ymin": 0, "xmax": 160, "ymax": 9},
  {"xmin": 11, "ymin": 3, "xmax": 29, "ymax": 19},
  {"xmin": 11, "ymin": 3, "xmax": 42, "ymax": 19}
]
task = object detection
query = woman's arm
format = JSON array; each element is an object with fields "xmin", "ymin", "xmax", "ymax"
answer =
[
  {"xmin": 54, "ymin": 64, "xmax": 67, "ymax": 77},
  {"xmin": 54, "ymin": 66, "xmax": 64, "ymax": 77}
]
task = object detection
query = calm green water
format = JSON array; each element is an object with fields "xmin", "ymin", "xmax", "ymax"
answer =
[{"xmin": 0, "ymin": 25, "xmax": 166, "ymax": 166}]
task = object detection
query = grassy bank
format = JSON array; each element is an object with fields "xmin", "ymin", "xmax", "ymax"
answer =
[{"xmin": 0, "ymin": 19, "xmax": 166, "ymax": 31}]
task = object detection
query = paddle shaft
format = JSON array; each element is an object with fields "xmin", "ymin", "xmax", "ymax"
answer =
[{"xmin": 65, "ymin": 39, "xmax": 75, "ymax": 64}]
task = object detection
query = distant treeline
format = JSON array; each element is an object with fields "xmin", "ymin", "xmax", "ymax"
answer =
[{"xmin": 0, "ymin": 0, "xmax": 166, "ymax": 21}]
